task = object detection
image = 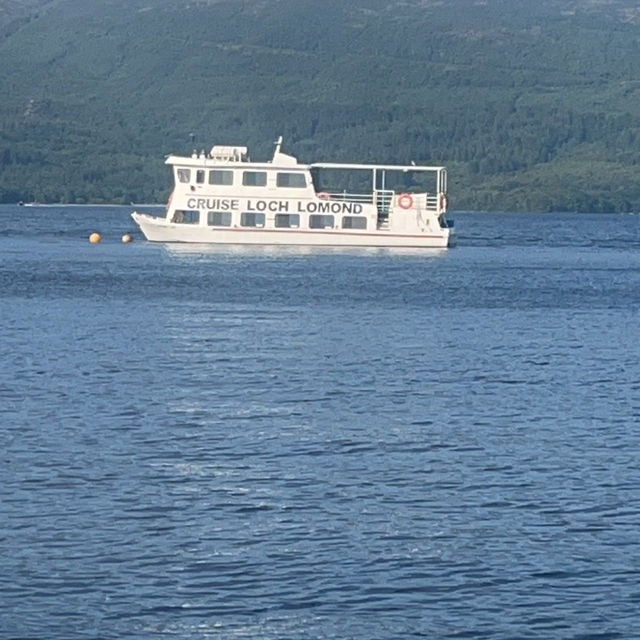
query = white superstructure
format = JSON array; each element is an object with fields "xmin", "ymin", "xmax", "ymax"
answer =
[{"xmin": 132, "ymin": 137, "xmax": 453, "ymax": 247}]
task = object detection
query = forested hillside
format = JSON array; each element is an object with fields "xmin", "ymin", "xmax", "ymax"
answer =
[{"xmin": 1, "ymin": 0, "xmax": 640, "ymax": 211}]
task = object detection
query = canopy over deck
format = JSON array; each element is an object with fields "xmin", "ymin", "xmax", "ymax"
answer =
[{"xmin": 310, "ymin": 162, "xmax": 445, "ymax": 172}]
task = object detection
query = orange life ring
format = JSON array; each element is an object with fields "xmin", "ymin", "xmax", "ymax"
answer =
[
  {"xmin": 317, "ymin": 191, "xmax": 330, "ymax": 200},
  {"xmin": 398, "ymin": 193, "xmax": 413, "ymax": 209}
]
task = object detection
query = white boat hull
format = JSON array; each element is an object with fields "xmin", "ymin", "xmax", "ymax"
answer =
[
  {"xmin": 132, "ymin": 212, "xmax": 451, "ymax": 248},
  {"xmin": 131, "ymin": 138, "xmax": 453, "ymax": 249}
]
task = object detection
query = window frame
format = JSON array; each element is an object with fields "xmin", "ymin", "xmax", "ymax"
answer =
[
  {"xmin": 240, "ymin": 211, "xmax": 266, "ymax": 227},
  {"xmin": 274, "ymin": 213, "xmax": 300, "ymax": 228},
  {"xmin": 172, "ymin": 209, "xmax": 200, "ymax": 224},
  {"xmin": 209, "ymin": 170, "xmax": 234, "ymax": 186},
  {"xmin": 177, "ymin": 168, "xmax": 191, "ymax": 183},
  {"xmin": 242, "ymin": 171, "xmax": 267, "ymax": 187},
  {"xmin": 276, "ymin": 172, "xmax": 307, "ymax": 188},
  {"xmin": 207, "ymin": 210, "xmax": 232, "ymax": 227},
  {"xmin": 309, "ymin": 214, "xmax": 335, "ymax": 229},
  {"xmin": 341, "ymin": 215, "xmax": 367, "ymax": 230}
]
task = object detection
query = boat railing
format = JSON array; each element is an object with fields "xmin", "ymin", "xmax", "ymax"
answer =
[
  {"xmin": 316, "ymin": 189, "xmax": 395, "ymax": 206},
  {"xmin": 315, "ymin": 189, "xmax": 441, "ymax": 212},
  {"xmin": 318, "ymin": 191, "xmax": 375, "ymax": 204},
  {"xmin": 375, "ymin": 189, "xmax": 395, "ymax": 216},
  {"xmin": 403, "ymin": 193, "xmax": 442, "ymax": 211}
]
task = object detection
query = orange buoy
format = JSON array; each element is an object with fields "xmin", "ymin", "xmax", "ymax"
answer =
[
  {"xmin": 122, "ymin": 233, "xmax": 132, "ymax": 243},
  {"xmin": 89, "ymin": 232, "xmax": 101, "ymax": 243}
]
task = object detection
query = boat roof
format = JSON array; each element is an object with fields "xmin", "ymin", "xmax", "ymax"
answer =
[
  {"xmin": 310, "ymin": 162, "xmax": 444, "ymax": 172},
  {"xmin": 166, "ymin": 155, "xmax": 444, "ymax": 173},
  {"xmin": 165, "ymin": 137, "xmax": 445, "ymax": 173}
]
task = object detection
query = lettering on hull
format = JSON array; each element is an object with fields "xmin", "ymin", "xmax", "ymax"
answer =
[
  {"xmin": 186, "ymin": 197, "xmax": 239, "ymax": 210},
  {"xmin": 185, "ymin": 197, "xmax": 364, "ymax": 215},
  {"xmin": 298, "ymin": 201, "xmax": 363, "ymax": 214}
]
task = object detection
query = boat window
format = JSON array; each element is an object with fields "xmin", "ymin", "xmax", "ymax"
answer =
[
  {"xmin": 240, "ymin": 212, "xmax": 265, "ymax": 227},
  {"xmin": 309, "ymin": 214, "xmax": 335, "ymax": 229},
  {"xmin": 172, "ymin": 209, "xmax": 200, "ymax": 224},
  {"xmin": 196, "ymin": 170, "xmax": 205, "ymax": 184},
  {"xmin": 209, "ymin": 170, "xmax": 233, "ymax": 186},
  {"xmin": 275, "ymin": 213, "xmax": 300, "ymax": 228},
  {"xmin": 342, "ymin": 216, "xmax": 367, "ymax": 230},
  {"xmin": 242, "ymin": 171, "xmax": 267, "ymax": 187},
  {"xmin": 207, "ymin": 211, "xmax": 232, "ymax": 227},
  {"xmin": 276, "ymin": 172, "xmax": 306, "ymax": 188},
  {"xmin": 177, "ymin": 168, "xmax": 191, "ymax": 183}
]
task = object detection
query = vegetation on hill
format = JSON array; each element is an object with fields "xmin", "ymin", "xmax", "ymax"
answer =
[{"xmin": 1, "ymin": 0, "xmax": 640, "ymax": 211}]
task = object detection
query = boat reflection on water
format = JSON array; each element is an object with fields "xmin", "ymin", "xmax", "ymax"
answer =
[{"xmin": 162, "ymin": 243, "xmax": 449, "ymax": 259}]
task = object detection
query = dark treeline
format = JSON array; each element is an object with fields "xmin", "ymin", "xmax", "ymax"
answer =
[{"xmin": 1, "ymin": 0, "xmax": 640, "ymax": 211}]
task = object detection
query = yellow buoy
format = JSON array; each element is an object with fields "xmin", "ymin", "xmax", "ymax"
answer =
[
  {"xmin": 121, "ymin": 233, "xmax": 132, "ymax": 243},
  {"xmin": 89, "ymin": 232, "xmax": 101, "ymax": 244}
]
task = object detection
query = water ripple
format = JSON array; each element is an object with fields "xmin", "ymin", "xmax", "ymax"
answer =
[{"xmin": 1, "ymin": 208, "xmax": 639, "ymax": 638}]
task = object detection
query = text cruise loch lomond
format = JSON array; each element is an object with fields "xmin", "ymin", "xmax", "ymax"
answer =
[{"xmin": 132, "ymin": 137, "xmax": 453, "ymax": 247}]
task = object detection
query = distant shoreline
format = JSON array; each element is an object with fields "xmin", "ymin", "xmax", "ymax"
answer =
[{"xmin": 15, "ymin": 202, "xmax": 164, "ymax": 207}]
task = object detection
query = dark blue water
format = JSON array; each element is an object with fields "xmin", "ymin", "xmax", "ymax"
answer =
[{"xmin": 1, "ymin": 205, "xmax": 639, "ymax": 639}]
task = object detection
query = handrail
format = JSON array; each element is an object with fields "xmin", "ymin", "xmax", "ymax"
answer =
[
  {"xmin": 317, "ymin": 191, "xmax": 374, "ymax": 204},
  {"xmin": 315, "ymin": 189, "xmax": 442, "ymax": 212}
]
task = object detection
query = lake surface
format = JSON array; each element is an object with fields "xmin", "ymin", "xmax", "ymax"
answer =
[{"xmin": 1, "ymin": 205, "xmax": 639, "ymax": 639}]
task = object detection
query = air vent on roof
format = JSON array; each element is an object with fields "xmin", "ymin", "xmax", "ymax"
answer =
[{"xmin": 209, "ymin": 146, "xmax": 248, "ymax": 162}]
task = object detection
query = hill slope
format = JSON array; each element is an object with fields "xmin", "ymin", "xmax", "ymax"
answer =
[{"xmin": 1, "ymin": 0, "xmax": 640, "ymax": 210}]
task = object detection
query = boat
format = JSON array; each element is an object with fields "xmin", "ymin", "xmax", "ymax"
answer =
[{"xmin": 131, "ymin": 137, "xmax": 453, "ymax": 247}]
